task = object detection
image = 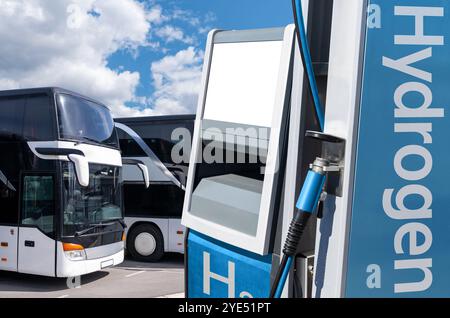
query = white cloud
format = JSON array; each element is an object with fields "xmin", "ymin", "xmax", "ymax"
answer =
[
  {"xmin": 0, "ymin": 0, "xmax": 209, "ymax": 118},
  {"xmin": 154, "ymin": 25, "xmax": 195, "ymax": 45},
  {"xmin": 171, "ymin": 8, "xmax": 201, "ymax": 27},
  {"xmin": 0, "ymin": 0, "xmax": 153, "ymax": 117},
  {"xmin": 146, "ymin": 4, "xmax": 168, "ymax": 25},
  {"xmin": 150, "ymin": 47, "xmax": 203, "ymax": 115}
]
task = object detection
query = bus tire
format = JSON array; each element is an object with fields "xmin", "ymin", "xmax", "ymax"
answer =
[{"xmin": 127, "ymin": 224, "xmax": 164, "ymax": 262}]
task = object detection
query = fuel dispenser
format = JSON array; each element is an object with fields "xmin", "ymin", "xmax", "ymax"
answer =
[
  {"xmin": 183, "ymin": 0, "xmax": 450, "ymax": 298},
  {"xmin": 182, "ymin": 0, "xmax": 332, "ymax": 298}
]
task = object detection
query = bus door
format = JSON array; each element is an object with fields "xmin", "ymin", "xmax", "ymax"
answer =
[
  {"xmin": 0, "ymin": 141, "xmax": 22, "ymax": 272},
  {"xmin": 18, "ymin": 173, "xmax": 56, "ymax": 276},
  {"xmin": 0, "ymin": 171, "xmax": 18, "ymax": 272}
]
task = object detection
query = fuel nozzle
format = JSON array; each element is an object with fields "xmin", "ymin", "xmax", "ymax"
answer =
[
  {"xmin": 283, "ymin": 157, "xmax": 327, "ymax": 257},
  {"xmin": 270, "ymin": 132, "xmax": 345, "ymax": 298}
]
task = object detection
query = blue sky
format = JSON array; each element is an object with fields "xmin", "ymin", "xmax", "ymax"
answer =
[
  {"xmin": 107, "ymin": 0, "xmax": 294, "ymax": 114},
  {"xmin": 0, "ymin": 0, "xmax": 295, "ymax": 117}
]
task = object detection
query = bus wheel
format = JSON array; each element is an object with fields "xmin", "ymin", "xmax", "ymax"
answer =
[{"xmin": 127, "ymin": 224, "xmax": 164, "ymax": 262}]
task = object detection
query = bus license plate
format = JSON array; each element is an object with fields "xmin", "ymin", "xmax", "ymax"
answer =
[{"xmin": 101, "ymin": 259, "xmax": 114, "ymax": 269}]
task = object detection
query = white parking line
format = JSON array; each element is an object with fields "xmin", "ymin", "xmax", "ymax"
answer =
[
  {"xmin": 125, "ymin": 270, "xmax": 146, "ymax": 278},
  {"xmin": 120, "ymin": 266, "xmax": 183, "ymax": 272},
  {"xmin": 120, "ymin": 267, "xmax": 183, "ymax": 274},
  {"xmin": 57, "ymin": 294, "xmax": 69, "ymax": 298},
  {"xmin": 157, "ymin": 292, "xmax": 185, "ymax": 298}
]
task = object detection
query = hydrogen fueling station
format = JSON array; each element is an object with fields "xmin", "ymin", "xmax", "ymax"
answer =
[
  {"xmin": 0, "ymin": 0, "xmax": 448, "ymax": 302},
  {"xmin": 181, "ymin": 0, "xmax": 450, "ymax": 298}
]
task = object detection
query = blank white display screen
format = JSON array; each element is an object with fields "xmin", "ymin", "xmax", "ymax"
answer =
[{"xmin": 203, "ymin": 41, "xmax": 284, "ymax": 128}]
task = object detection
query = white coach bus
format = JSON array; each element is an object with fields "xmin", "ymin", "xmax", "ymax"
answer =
[
  {"xmin": 0, "ymin": 87, "xmax": 147, "ymax": 277},
  {"xmin": 115, "ymin": 115, "xmax": 194, "ymax": 261}
]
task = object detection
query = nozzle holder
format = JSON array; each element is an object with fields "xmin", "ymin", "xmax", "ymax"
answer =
[
  {"xmin": 305, "ymin": 131, "xmax": 345, "ymax": 144},
  {"xmin": 305, "ymin": 130, "xmax": 346, "ymax": 198}
]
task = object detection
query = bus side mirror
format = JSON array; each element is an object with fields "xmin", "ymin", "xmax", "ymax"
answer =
[
  {"xmin": 34, "ymin": 147, "xmax": 90, "ymax": 188},
  {"xmin": 68, "ymin": 154, "xmax": 90, "ymax": 187},
  {"xmin": 138, "ymin": 163, "xmax": 150, "ymax": 188},
  {"xmin": 123, "ymin": 159, "xmax": 150, "ymax": 188}
]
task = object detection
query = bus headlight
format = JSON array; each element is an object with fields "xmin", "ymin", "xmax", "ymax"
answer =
[
  {"xmin": 63, "ymin": 243, "xmax": 86, "ymax": 261},
  {"xmin": 64, "ymin": 250, "xmax": 86, "ymax": 261}
]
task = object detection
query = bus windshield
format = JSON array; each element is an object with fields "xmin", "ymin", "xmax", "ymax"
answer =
[
  {"xmin": 62, "ymin": 162, "xmax": 122, "ymax": 236},
  {"xmin": 56, "ymin": 93, "xmax": 119, "ymax": 148}
]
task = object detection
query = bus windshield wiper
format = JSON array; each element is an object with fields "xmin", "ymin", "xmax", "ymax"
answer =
[
  {"xmin": 75, "ymin": 222, "xmax": 116, "ymax": 237},
  {"xmin": 104, "ymin": 218, "xmax": 127, "ymax": 229}
]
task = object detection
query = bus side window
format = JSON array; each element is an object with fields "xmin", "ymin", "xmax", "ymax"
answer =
[
  {"xmin": 123, "ymin": 184, "xmax": 184, "ymax": 218},
  {"xmin": 119, "ymin": 136, "xmax": 146, "ymax": 157},
  {"xmin": 23, "ymin": 95, "xmax": 55, "ymax": 141},
  {"xmin": 21, "ymin": 175, "xmax": 55, "ymax": 236},
  {"xmin": 0, "ymin": 96, "xmax": 25, "ymax": 137}
]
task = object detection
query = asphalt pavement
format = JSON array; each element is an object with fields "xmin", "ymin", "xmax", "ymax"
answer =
[{"xmin": 0, "ymin": 254, "xmax": 185, "ymax": 298}]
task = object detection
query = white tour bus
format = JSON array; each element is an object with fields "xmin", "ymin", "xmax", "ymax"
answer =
[
  {"xmin": 0, "ymin": 87, "xmax": 148, "ymax": 277},
  {"xmin": 115, "ymin": 115, "xmax": 194, "ymax": 261}
]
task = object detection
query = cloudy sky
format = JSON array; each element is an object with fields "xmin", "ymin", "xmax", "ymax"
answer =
[{"xmin": 0, "ymin": 0, "xmax": 293, "ymax": 117}]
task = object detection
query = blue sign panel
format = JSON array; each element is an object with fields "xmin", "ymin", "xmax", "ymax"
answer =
[
  {"xmin": 187, "ymin": 231, "xmax": 272, "ymax": 298},
  {"xmin": 346, "ymin": 0, "xmax": 450, "ymax": 297}
]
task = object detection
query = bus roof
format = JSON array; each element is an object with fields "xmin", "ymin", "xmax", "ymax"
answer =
[
  {"xmin": 115, "ymin": 114, "xmax": 195, "ymax": 124},
  {"xmin": 0, "ymin": 87, "xmax": 108, "ymax": 109}
]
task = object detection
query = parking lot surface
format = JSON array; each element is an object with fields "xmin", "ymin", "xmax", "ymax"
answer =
[{"xmin": 0, "ymin": 254, "xmax": 184, "ymax": 298}]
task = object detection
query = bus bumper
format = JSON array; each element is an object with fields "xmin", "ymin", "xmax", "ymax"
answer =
[{"xmin": 56, "ymin": 241, "xmax": 125, "ymax": 278}]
